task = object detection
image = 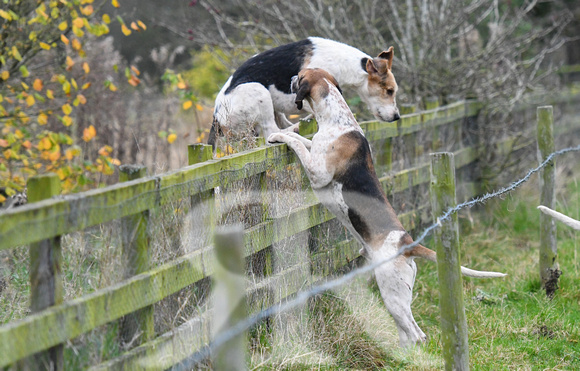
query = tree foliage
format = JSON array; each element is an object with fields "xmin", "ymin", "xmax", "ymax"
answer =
[{"xmin": 0, "ymin": 0, "xmax": 144, "ymax": 202}]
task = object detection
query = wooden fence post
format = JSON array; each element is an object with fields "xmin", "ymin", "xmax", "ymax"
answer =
[
  {"xmin": 212, "ymin": 225, "xmax": 247, "ymax": 370},
  {"xmin": 27, "ymin": 173, "xmax": 63, "ymax": 371},
  {"xmin": 430, "ymin": 152, "xmax": 470, "ymax": 371},
  {"xmin": 119, "ymin": 164, "xmax": 155, "ymax": 346},
  {"xmin": 537, "ymin": 106, "xmax": 560, "ymax": 297}
]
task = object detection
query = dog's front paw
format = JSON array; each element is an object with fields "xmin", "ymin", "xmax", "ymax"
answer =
[{"xmin": 267, "ymin": 133, "xmax": 287, "ymax": 144}]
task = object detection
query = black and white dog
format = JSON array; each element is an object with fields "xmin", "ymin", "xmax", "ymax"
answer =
[{"xmin": 209, "ymin": 37, "xmax": 400, "ymax": 146}]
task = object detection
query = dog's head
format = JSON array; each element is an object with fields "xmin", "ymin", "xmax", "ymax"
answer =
[
  {"xmin": 291, "ymin": 68, "xmax": 342, "ymax": 110},
  {"xmin": 361, "ymin": 46, "xmax": 400, "ymax": 122}
]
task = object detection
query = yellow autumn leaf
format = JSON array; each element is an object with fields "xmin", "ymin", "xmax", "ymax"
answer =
[
  {"xmin": 0, "ymin": 9, "xmax": 12, "ymax": 21},
  {"xmin": 62, "ymin": 115, "xmax": 73, "ymax": 126},
  {"xmin": 49, "ymin": 150, "xmax": 61, "ymax": 162},
  {"xmin": 73, "ymin": 17, "xmax": 84, "ymax": 28},
  {"xmin": 46, "ymin": 89, "xmax": 54, "ymax": 99},
  {"xmin": 182, "ymin": 101, "xmax": 193, "ymax": 110},
  {"xmin": 26, "ymin": 95, "xmax": 35, "ymax": 106},
  {"xmin": 0, "ymin": 195, "xmax": 5, "ymax": 203},
  {"xmin": 14, "ymin": 130, "xmax": 24, "ymax": 139},
  {"xmin": 61, "ymin": 34, "xmax": 69, "ymax": 45},
  {"xmin": 167, "ymin": 133, "xmax": 177, "ymax": 144},
  {"xmin": 12, "ymin": 46, "xmax": 22, "ymax": 61},
  {"xmin": 177, "ymin": 81, "xmax": 187, "ymax": 89},
  {"xmin": 130, "ymin": 22, "xmax": 138, "ymax": 30},
  {"xmin": 121, "ymin": 24, "xmax": 131, "ymax": 36},
  {"xmin": 109, "ymin": 83, "xmax": 117, "ymax": 92},
  {"xmin": 82, "ymin": 82, "xmax": 91, "ymax": 89},
  {"xmin": 82, "ymin": 125, "xmax": 96, "ymax": 142},
  {"xmin": 62, "ymin": 104, "xmax": 72, "ymax": 115},
  {"xmin": 33, "ymin": 79, "xmax": 43, "ymax": 91},
  {"xmin": 82, "ymin": 62, "xmax": 90, "ymax": 74},
  {"xmin": 72, "ymin": 39, "xmax": 81, "ymax": 50},
  {"xmin": 38, "ymin": 137, "xmax": 52, "ymax": 150},
  {"xmin": 130, "ymin": 65, "xmax": 140, "ymax": 75},
  {"xmin": 1, "ymin": 71, "xmax": 9, "ymax": 80},
  {"xmin": 38, "ymin": 113, "xmax": 48, "ymax": 125},
  {"xmin": 66, "ymin": 56, "xmax": 75, "ymax": 70},
  {"xmin": 102, "ymin": 14, "xmax": 111, "ymax": 24},
  {"xmin": 63, "ymin": 80, "xmax": 71, "ymax": 94},
  {"xmin": 112, "ymin": 0, "xmax": 120, "ymax": 8},
  {"xmin": 39, "ymin": 42, "xmax": 51, "ymax": 50},
  {"xmin": 77, "ymin": 94, "xmax": 87, "ymax": 104},
  {"xmin": 58, "ymin": 21, "xmax": 67, "ymax": 31},
  {"xmin": 81, "ymin": 5, "xmax": 93, "ymax": 16},
  {"xmin": 0, "ymin": 139, "xmax": 8, "ymax": 147},
  {"xmin": 137, "ymin": 20, "xmax": 147, "ymax": 30},
  {"xmin": 196, "ymin": 104, "xmax": 203, "ymax": 111}
]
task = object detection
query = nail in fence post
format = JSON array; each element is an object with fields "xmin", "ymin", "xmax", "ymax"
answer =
[
  {"xmin": 119, "ymin": 164, "xmax": 155, "ymax": 345},
  {"xmin": 429, "ymin": 152, "xmax": 470, "ymax": 371},
  {"xmin": 213, "ymin": 225, "xmax": 247, "ymax": 370},
  {"xmin": 536, "ymin": 106, "xmax": 559, "ymax": 296},
  {"xmin": 27, "ymin": 173, "xmax": 63, "ymax": 371}
]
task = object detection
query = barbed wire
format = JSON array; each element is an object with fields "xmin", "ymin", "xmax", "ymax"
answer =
[{"xmin": 173, "ymin": 143, "xmax": 580, "ymax": 370}]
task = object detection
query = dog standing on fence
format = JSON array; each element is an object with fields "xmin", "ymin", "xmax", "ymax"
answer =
[
  {"xmin": 209, "ymin": 37, "xmax": 400, "ymax": 146},
  {"xmin": 268, "ymin": 68, "xmax": 506, "ymax": 347}
]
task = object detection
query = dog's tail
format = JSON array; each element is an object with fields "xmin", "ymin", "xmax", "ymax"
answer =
[
  {"xmin": 538, "ymin": 205, "xmax": 580, "ymax": 230},
  {"xmin": 405, "ymin": 244, "xmax": 507, "ymax": 278}
]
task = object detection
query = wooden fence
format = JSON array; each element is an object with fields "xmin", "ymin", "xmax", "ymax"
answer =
[{"xmin": 1, "ymin": 85, "xmax": 579, "ymax": 370}]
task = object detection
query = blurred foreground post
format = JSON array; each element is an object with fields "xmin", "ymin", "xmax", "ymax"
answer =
[
  {"xmin": 537, "ymin": 106, "xmax": 560, "ymax": 297},
  {"xmin": 430, "ymin": 152, "xmax": 469, "ymax": 371},
  {"xmin": 213, "ymin": 225, "xmax": 247, "ymax": 370},
  {"xmin": 27, "ymin": 173, "xmax": 63, "ymax": 371},
  {"xmin": 119, "ymin": 164, "xmax": 155, "ymax": 345}
]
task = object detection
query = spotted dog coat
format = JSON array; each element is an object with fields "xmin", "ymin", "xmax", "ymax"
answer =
[
  {"xmin": 268, "ymin": 69, "xmax": 506, "ymax": 347},
  {"xmin": 209, "ymin": 37, "xmax": 400, "ymax": 146}
]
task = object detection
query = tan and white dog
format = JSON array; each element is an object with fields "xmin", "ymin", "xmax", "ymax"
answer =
[
  {"xmin": 209, "ymin": 37, "xmax": 400, "ymax": 146},
  {"xmin": 268, "ymin": 69, "xmax": 506, "ymax": 347}
]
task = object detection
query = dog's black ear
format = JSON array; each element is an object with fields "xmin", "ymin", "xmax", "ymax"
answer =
[
  {"xmin": 294, "ymin": 77, "xmax": 310, "ymax": 110},
  {"xmin": 377, "ymin": 46, "xmax": 394, "ymax": 70}
]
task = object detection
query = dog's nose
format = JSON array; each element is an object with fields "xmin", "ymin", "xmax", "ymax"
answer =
[{"xmin": 393, "ymin": 112, "xmax": 400, "ymax": 121}]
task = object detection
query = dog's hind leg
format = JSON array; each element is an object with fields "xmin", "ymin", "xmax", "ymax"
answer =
[
  {"xmin": 374, "ymin": 256, "xmax": 426, "ymax": 347},
  {"xmin": 228, "ymin": 83, "xmax": 281, "ymax": 139}
]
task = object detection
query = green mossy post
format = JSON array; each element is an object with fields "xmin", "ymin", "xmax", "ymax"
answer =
[
  {"xmin": 537, "ymin": 106, "xmax": 559, "ymax": 297},
  {"xmin": 429, "ymin": 153, "xmax": 469, "ymax": 371},
  {"xmin": 213, "ymin": 225, "xmax": 247, "ymax": 370},
  {"xmin": 27, "ymin": 173, "xmax": 63, "ymax": 371},
  {"xmin": 119, "ymin": 164, "xmax": 154, "ymax": 346}
]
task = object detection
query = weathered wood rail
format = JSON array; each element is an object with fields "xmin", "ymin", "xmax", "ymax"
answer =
[{"xmin": 1, "ymin": 85, "xmax": 579, "ymax": 370}]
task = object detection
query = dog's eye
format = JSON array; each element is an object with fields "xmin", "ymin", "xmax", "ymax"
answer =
[{"xmin": 387, "ymin": 89, "xmax": 394, "ymax": 96}]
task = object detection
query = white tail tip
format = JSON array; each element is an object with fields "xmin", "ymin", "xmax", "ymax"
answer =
[
  {"xmin": 538, "ymin": 205, "xmax": 580, "ymax": 231},
  {"xmin": 461, "ymin": 266, "xmax": 507, "ymax": 278}
]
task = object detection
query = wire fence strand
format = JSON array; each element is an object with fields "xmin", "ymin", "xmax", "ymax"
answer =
[{"xmin": 173, "ymin": 144, "xmax": 580, "ymax": 370}]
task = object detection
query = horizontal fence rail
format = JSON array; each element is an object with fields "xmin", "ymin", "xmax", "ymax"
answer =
[{"xmin": 0, "ymin": 85, "xmax": 579, "ymax": 369}]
